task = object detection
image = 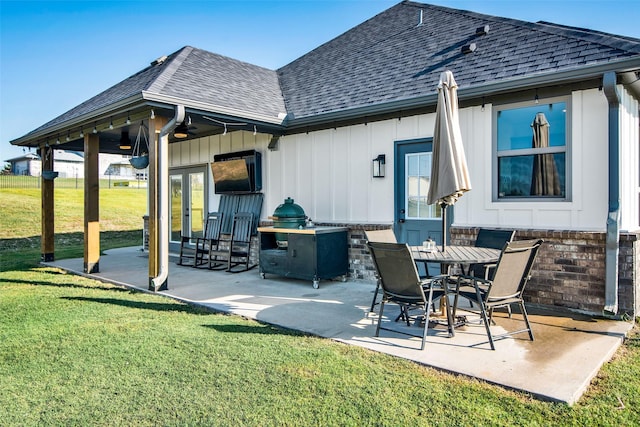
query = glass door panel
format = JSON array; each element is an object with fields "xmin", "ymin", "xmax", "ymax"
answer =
[
  {"xmin": 170, "ymin": 175, "xmax": 183, "ymax": 243},
  {"xmin": 189, "ymin": 172, "xmax": 205, "ymax": 239}
]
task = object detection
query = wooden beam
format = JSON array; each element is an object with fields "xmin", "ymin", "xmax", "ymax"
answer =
[
  {"xmin": 84, "ymin": 133, "xmax": 100, "ymax": 273},
  {"xmin": 41, "ymin": 146, "xmax": 55, "ymax": 261}
]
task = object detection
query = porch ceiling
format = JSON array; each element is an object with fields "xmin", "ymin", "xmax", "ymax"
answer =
[{"xmin": 18, "ymin": 105, "xmax": 285, "ymax": 155}]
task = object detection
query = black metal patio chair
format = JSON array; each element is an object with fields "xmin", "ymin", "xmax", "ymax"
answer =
[
  {"xmin": 468, "ymin": 228, "xmax": 516, "ymax": 279},
  {"xmin": 367, "ymin": 241, "xmax": 451, "ymax": 350},
  {"xmin": 452, "ymin": 238, "xmax": 543, "ymax": 350},
  {"xmin": 365, "ymin": 229, "xmax": 397, "ymax": 313}
]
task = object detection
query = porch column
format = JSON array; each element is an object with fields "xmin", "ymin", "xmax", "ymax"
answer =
[
  {"xmin": 148, "ymin": 116, "xmax": 167, "ymax": 287},
  {"xmin": 40, "ymin": 145, "xmax": 55, "ymax": 261},
  {"xmin": 84, "ymin": 133, "xmax": 100, "ymax": 273}
]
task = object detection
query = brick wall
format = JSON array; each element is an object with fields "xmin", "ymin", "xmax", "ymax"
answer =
[{"xmin": 451, "ymin": 227, "xmax": 639, "ymax": 317}]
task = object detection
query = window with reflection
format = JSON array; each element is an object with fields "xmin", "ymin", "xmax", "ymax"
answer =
[
  {"xmin": 406, "ymin": 152, "xmax": 441, "ymax": 219},
  {"xmin": 496, "ymin": 100, "xmax": 568, "ymax": 199}
]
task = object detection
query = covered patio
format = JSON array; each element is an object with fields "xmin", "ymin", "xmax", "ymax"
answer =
[{"xmin": 45, "ymin": 246, "xmax": 633, "ymax": 405}]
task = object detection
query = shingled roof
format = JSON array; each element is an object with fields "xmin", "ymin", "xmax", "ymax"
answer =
[
  {"xmin": 277, "ymin": 0, "xmax": 640, "ymax": 124},
  {"xmin": 20, "ymin": 46, "xmax": 286, "ymax": 140},
  {"xmin": 12, "ymin": 1, "xmax": 640, "ymax": 146}
]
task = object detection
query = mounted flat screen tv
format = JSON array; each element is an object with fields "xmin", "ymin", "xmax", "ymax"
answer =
[{"xmin": 211, "ymin": 150, "xmax": 262, "ymax": 194}]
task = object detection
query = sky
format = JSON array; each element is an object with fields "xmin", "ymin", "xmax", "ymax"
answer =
[{"xmin": 1, "ymin": 0, "xmax": 639, "ymax": 164}]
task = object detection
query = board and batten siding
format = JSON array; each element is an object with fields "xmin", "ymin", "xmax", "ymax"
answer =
[
  {"xmin": 619, "ymin": 85, "xmax": 640, "ymax": 232},
  {"xmin": 167, "ymin": 87, "xmax": 637, "ymax": 233}
]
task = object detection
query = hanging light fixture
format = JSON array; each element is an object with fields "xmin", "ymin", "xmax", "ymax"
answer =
[
  {"xmin": 79, "ymin": 128, "xmax": 84, "ymax": 138},
  {"xmin": 109, "ymin": 117, "xmax": 114, "ymax": 129},
  {"xmin": 126, "ymin": 112, "xmax": 131, "ymax": 125},
  {"xmin": 174, "ymin": 120, "xmax": 189, "ymax": 139},
  {"xmin": 119, "ymin": 130, "xmax": 131, "ymax": 150}
]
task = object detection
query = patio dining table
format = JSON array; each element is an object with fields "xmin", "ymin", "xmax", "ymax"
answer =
[
  {"xmin": 410, "ymin": 245, "xmax": 502, "ymax": 336},
  {"xmin": 410, "ymin": 245, "xmax": 501, "ymax": 272}
]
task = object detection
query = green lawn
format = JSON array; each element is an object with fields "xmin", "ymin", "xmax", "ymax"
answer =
[
  {"xmin": 0, "ymin": 187, "xmax": 146, "ymax": 271},
  {"xmin": 1, "ymin": 186, "xmax": 639, "ymax": 425}
]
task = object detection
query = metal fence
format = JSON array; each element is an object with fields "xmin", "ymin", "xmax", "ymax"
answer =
[{"xmin": 0, "ymin": 174, "xmax": 148, "ymax": 189}]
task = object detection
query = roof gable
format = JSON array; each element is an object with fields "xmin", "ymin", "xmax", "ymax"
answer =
[{"xmin": 21, "ymin": 46, "xmax": 286, "ymax": 140}]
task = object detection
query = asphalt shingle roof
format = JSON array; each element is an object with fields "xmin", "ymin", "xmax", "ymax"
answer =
[
  {"xmin": 14, "ymin": 1, "xmax": 640, "ymax": 143},
  {"xmin": 25, "ymin": 46, "xmax": 286, "ymax": 138},
  {"xmin": 277, "ymin": 0, "xmax": 640, "ymax": 120}
]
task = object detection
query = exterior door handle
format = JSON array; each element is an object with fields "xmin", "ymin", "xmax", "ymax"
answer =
[{"xmin": 399, "ymin": 219, "xmax": 405, "ymax": 223}]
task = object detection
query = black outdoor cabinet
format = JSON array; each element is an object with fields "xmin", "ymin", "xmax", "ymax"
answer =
[{"xmin": 258, "ymin": 226, "xmax": 349, "ymax": 288}]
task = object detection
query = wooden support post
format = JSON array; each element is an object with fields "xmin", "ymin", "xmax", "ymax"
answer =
[
  {"xmin": 41, "ymin": 146, "xmax": 55, "ymax": 261},
  {"xmin": 84, "ymin": 133, "xmax": 100, "ymax": 273}
]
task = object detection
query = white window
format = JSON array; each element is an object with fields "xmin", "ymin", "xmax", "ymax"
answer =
[{"xmin": 494, "ymin": 98, "xmax": 569, "ymax": 200}]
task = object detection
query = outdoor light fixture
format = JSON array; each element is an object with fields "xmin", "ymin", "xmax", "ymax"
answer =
[
  {"xmin": 92, "ymin": 122, "xmax": 98, "ymax": 134},
  {"xmin": 119, "ymin": 130, "xmax": 131, "ymax": 150},
  {"xmin": 109, "ymin": 117, "xmax": 114, "ymax": 129},
  {"xmin": 372, "ymin": 154, "xmax": 386, "ymax": 178},
  {"xmin": 79, "ymin": 128, "xmax": 84, "ymax": 138},
  {"xmin": 174, "ymin": 120, "xmax": 189, "ymax": 139},
  {"xmin": 126, "ymin": 112, "xmax": 131, "ymax": 125}
]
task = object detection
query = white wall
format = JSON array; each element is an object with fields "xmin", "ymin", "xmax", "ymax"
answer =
[
  {"xmin": 169, "ymin": 87, "xmax": 630, "ymax": 232},
  {"xmin": 619, "ymin": 85, "xmax": 640, "ymax": 232}
]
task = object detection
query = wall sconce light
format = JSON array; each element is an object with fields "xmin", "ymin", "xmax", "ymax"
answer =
[{"xmin": 372, "ymin": 154, "xmax": 386, "ymax": 178}]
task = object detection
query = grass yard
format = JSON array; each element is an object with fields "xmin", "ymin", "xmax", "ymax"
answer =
[
  {"xmin": 0, "ymin": 187, "xmax": 145, "ymax": 271},
  {"xmin": 1, "ymin": 268, "xmax": 639, "ymax": 426},
  {"xmin": 0, "ymin": 185, "xmax": 639, "ymax": 425}
]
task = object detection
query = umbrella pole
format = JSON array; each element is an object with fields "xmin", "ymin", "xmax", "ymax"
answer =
[{"xmin": 441, "ymin": 202, "xmax": 447, "ymax": 252}]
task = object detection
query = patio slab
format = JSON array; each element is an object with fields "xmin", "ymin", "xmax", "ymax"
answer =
[{"xmin": 46, "ymin": 246, "xmax": 633, "ymax": 405}]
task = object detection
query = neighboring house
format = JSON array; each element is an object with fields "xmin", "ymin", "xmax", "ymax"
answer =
[
  {"xmin": 9, "ymin": 2, "xmax": 640, "ymax": 316},
  {"xmin": 6, "ymin": 150, "xmax": 83, "ymax": 178},
  {"xmin": 6, "ymin": 152, "xmax": 40, "ymax": 176},
  {"xmin": 5, "ymin": 151, "xmax": 137, "ymax": 179}
]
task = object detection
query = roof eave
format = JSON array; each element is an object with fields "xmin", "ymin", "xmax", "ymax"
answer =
[
  {"xmin": 142, "ymin": 92, "xmax": 288, "ymax": 126},
  {"xmin": 10, "ymin": 93, "xmax": 148, "ymax": 147}
]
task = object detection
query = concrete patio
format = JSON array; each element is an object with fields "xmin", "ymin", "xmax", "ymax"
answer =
[{"xmin": 46, "ymin": 246, "xmax": 634, "ymax": 405}]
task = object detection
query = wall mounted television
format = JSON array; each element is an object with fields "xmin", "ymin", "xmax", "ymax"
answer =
[{"xmin": 211, "ymin": 149, "xmax": 262, "ymax": 194}]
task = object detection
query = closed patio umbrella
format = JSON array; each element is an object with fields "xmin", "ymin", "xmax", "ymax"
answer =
[
  {"xmin": 530, "ymin": 112, "xmax": 561, "ymax": 196},
  {"xmin": 427, "ymin": 70, "xmax": 471, "ymax": 251}
]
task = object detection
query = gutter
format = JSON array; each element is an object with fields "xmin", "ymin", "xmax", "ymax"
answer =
[
  {"xmin": 149, "ymin": 104, "xmax": 185, "ymax": 291},
  {"xmin": 602, "ymin": 71, "xmax": 620, "ymax": 316}
]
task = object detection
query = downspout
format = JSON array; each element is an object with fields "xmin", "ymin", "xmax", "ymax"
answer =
[
  {"xmin": 602, "ymin": 71, "xmax": 620, "ymax": 316},
  {"xmin": 150, "ymin": 105, "xmax": 185, "ymax": 291}
]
